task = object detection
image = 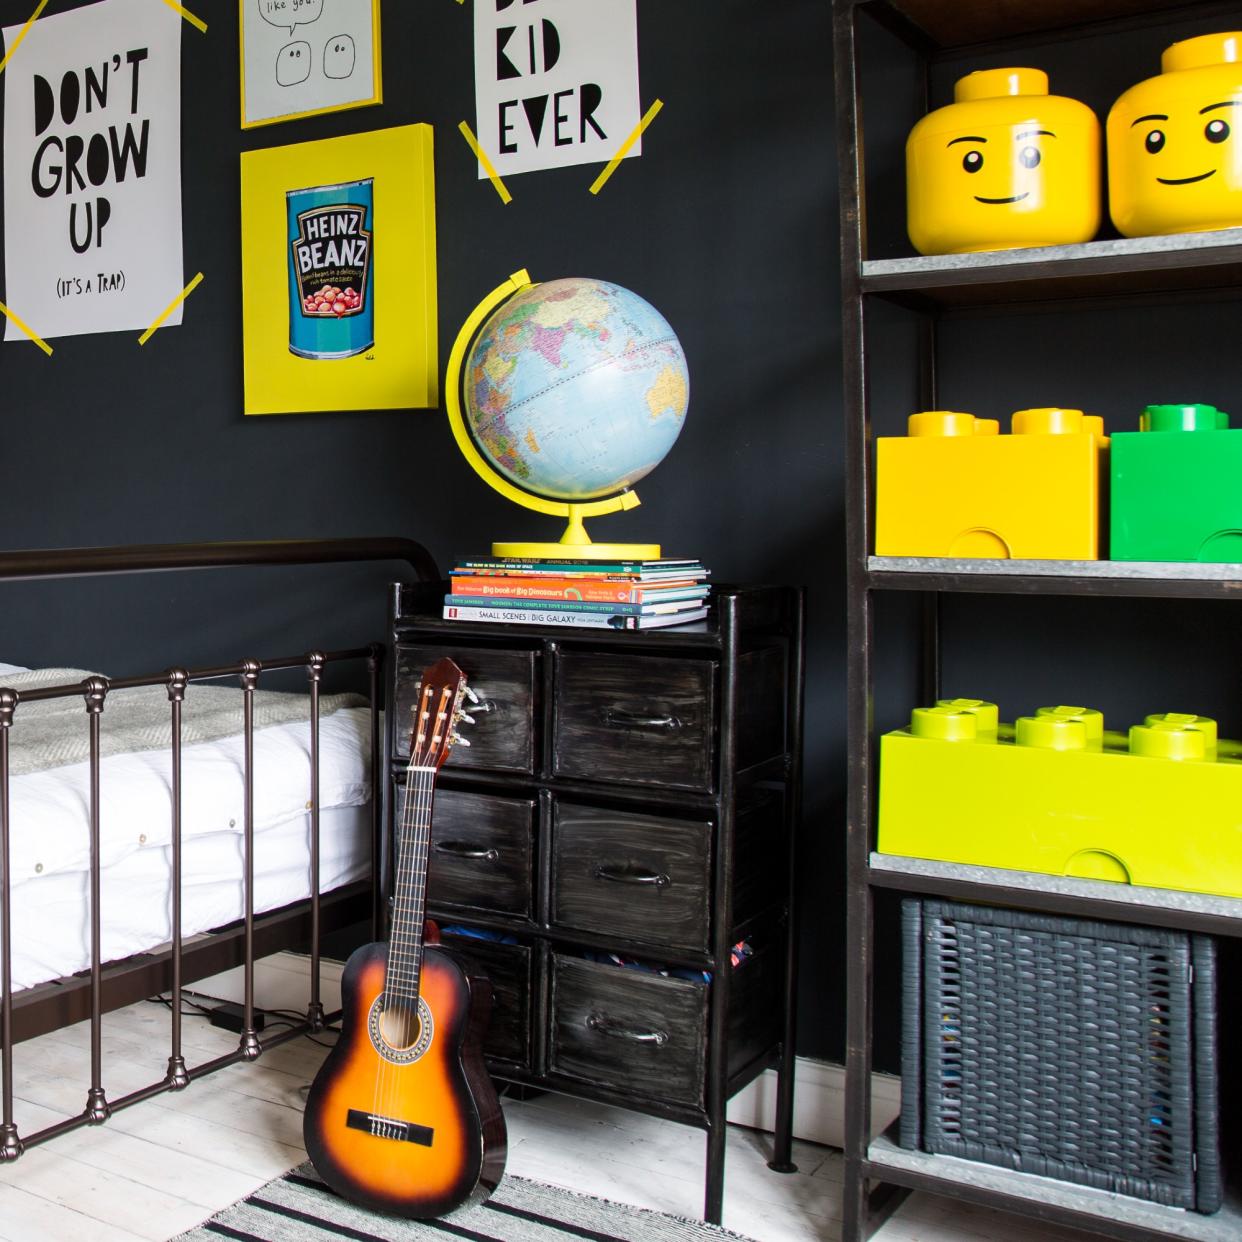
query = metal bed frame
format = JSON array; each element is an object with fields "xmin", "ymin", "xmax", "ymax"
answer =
[{"xmin": 0, "ymin": 537, "xmax": 437, "ymax": 1164}]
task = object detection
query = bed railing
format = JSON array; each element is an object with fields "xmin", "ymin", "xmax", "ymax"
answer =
[{"xmin": 0, "ymin": 538, "xmax": 438, "ymax": 1164}]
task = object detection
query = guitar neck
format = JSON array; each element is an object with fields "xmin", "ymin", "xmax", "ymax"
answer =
[{"xmin": 388, "ymin": 763, "xmax": 436, "ymax": 1011}]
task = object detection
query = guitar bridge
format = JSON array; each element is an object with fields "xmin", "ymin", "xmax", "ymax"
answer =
[{"xmin": 346, "ymin": 1108, "xmax": 434, "ymax": 1146}]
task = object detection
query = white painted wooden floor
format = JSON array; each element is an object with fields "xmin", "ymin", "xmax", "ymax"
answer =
[{"xmin": 0, "ymin": 953, "xmax": 1103, "ymax": 1242}]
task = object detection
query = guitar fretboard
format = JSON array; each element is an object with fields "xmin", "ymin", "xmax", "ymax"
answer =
[{"xmin": 386, "ymin": 763, "xmax": 437, "ymax": 1013}]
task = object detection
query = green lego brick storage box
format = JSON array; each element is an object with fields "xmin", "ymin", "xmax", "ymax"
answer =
[{"xmin": 1111, "ymin": 403, "xmax": 1242, "ymax": 562}]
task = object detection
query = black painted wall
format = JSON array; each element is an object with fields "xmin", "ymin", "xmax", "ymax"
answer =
[{"xmin": 0, "ymin": 3, "xmax": 844, "ymax": 1059}]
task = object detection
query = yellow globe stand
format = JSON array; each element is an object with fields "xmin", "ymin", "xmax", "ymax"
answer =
[{"xmin": 444, "ymin": 270, "xmax": 662, "ymax": 561}]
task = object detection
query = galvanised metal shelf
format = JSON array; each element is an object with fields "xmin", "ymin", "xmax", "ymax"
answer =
[
  {"xmin": 835, "ymin": 1, "xmax": 1242, "ymax": 1239},
  {"xmin": 866, "ymin": 556, "xmax": 1242, "ymax": 598},
  {"xmin": 870, "ymin": 853, "xmax": 1242, "ymax": 938},
  {"xmin": 866, "ymin": 1131, "xmax": 1242, "ymax": 1242},
  {"xmin": 861, "ymin": 229, "xmax": 1242, "ymax": 309}
]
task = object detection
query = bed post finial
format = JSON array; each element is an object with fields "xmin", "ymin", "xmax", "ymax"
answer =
[
  {"xmin": 82, "ymin": 676, "xmax": 109, "ymax": 714},
  {"xmin": 166, "ymin": 668, "xmax": 189, "ymax": 703}
]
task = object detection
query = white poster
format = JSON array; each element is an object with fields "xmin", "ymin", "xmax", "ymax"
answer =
[
  {"xmin": 241, "ymin": 0, "xmax": 380, "ymax": 128},
  {"xmin": 474, "ymin": 0, "xmax": 641, "ymax": 179},
  {"xmin": 2, "ymin": 0, "xmax": 183, "ymax": 342}
]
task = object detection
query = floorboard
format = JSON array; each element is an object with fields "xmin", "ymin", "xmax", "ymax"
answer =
[{"xmin": 0, "ymin": 954, "xmax": 1105, "ymax": 1241}]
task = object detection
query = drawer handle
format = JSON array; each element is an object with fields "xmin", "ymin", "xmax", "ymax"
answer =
[
  {"xmin": 594, "ymin": 864, "xmax": 671, "ymax": 888},
  {"xmin": 434, "ymin": 841, "xmax": 500, "ymax": 862},
  {"xmin": 600, "ymin": 708, "xmax": 681, "ymax": 731},
  {"xmin": 586, "ymin": 1013, "xmax": 668, "ymax": 1046}
]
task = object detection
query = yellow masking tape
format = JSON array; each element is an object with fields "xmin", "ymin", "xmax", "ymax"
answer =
[
  {"xmin": 458, "ymin": 120, "xmax": 513, "ymax": 205},
  {"xmin": 161, "ymin": 0, "xmax": 207, "ymax": 33},
  {"xmin": 589, "ymin": 99, "xmax": 663, "ymax": 195},
  {"xmin": 0, "ymin": 300, "xmax": 51, "ymax": 355},
  {"xmin": 138, "ymin": 272, "xmax": 204, "ymax": 346},
  {"xmin": 0, "ymin": 0, "xmax": 49, "ymax": 76}
]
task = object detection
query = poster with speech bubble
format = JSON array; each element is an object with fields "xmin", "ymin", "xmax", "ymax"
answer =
[{"xmin": 240, "ymin": 0, "xmax": 380, "ymax": 128}]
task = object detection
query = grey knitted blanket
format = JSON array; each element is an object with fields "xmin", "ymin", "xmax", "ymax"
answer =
[{"xmin": 0, "ymin": 668, "xmax": 366, "ymax": 777}]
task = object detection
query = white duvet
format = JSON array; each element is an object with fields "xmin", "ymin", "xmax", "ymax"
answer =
[{"xmin": 2, "ymin": 700, "xmax": 374, "ymax": 992}]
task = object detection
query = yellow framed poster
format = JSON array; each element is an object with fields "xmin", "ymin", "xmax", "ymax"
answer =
[
  {"xmin": 240, "ymin": 124, "xmax": 437, "ymax": 416},
  {"xmin": 240, "ymin": 0, "xmax": 382, "ymax": 129}
]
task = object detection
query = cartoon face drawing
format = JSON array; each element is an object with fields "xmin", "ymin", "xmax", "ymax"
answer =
[
  {"xmin": 1108, "ymin": 33, "xmax": 1242, "ymax": 236},
  {"xmin": 324, "ymin": 34, "xmax": 356, "ymax": 80},
  {"xmin": 276, "ymin": 40, "xmax": 312, "ymax": 87},
  {"xmin": 906, "ymin": 68, "xmax": 1101, "ymax": 255}
]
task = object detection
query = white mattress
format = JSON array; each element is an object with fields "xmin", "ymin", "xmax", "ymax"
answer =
[{"xmin": 3, "ymin": 706, "xmax": 374, "ymax": 993}]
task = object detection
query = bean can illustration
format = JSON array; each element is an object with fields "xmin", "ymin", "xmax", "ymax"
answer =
[{"xmin": 287, "ymin": 177, "xmax": 374, "ymax": 359}]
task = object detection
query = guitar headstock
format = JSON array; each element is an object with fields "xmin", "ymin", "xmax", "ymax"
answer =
[{"xmin": 407, "ymin": 657, "xmax": 474, "ymax": 769}]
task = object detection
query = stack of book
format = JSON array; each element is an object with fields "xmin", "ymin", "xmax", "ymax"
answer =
[{"xmin": 443, "ymin": 556, "xmax": 711, "ymax": 630}]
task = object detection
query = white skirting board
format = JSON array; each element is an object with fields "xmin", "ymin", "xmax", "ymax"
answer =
[
  {"xmin": 726, "ymin": 1057, "xmax": 901, "ymax": 1149},
  {"xmin": 198, "ymin": 950, "xmax": 899, "ymax": 1151}
]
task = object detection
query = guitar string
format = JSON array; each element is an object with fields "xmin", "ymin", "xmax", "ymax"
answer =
[
  {"xmin": 388, "ymin": 711, "xmax": 442, "ymax": 1121},
  {"xmin": 397, "ymin": 687, "xmax": 453, "ymax": 1116},
  {"xmin": 378, "ymin": 685, "xmax": 451, "ymax": 1127},
  {"xmin": 376, "ymin": 688, "xmax": 429, "ymax": 1129},
  {"xmin": 381, "ymin": 749, "xmax": 427, "ymax": 1129}
]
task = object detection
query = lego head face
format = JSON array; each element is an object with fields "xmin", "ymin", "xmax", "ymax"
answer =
[
  {"xmin": 1108, "ymin": 33, "xmax": 1242, "ymax": 236},
  {"xmin": 907, "ymin": 68, "xmax": 1102, "ymax": 255}
]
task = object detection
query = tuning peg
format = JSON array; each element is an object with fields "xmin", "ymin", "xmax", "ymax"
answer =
[
  {"xmin": 463, "ymin": 685, "xmax": 480, "ymax": 705},
  {"xmin": 450, "ymin": 732, "xmax": 472, "ymax": 748},
  {"xmin": 458, "ymin": 712, "xmax": 476, "ymax": 725}
]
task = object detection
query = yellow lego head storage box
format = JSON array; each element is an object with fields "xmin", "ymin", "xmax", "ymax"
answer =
[
  {"xmin": 906, "ymin": 68, "xmax": 1102, "ymax": 255},
  {"xmin": 1108, "ymin": 33, "xmax": 1242, "ymax": 237}
]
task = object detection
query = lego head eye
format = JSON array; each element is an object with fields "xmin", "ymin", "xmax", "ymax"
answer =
[
  {"xmin": 962, "ymin": 150, "xmax": 983, "ymax": 173},
  {"xmin": 1144, "ymin": 129, "xmax": 1166, "ymax": 154},
  {"xmin": 1206, "ymin": 117, "xmax": 1230, "ymax": 144},
  {"xmin": 1018, "ymin": 145, "xmax": 1041, "ymax": 169}
]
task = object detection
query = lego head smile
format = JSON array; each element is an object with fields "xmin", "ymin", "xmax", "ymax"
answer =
[
  {"xmin": 907, "ymin": 68, "xmax": 1101, "ymax": 255},
  {"xmin": 1108, "ymin": 33, "xmax": 1242, "ymax": 236}
]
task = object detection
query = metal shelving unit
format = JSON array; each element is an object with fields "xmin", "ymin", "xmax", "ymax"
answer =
[{"xmin": 834, "ymin": 1, "xmax": 1242, "ymax": 1238}]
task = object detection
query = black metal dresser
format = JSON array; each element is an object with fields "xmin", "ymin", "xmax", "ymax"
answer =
[{"xmin": 384, "ymin": 580, "xmax": 804, "ymax": 1222}]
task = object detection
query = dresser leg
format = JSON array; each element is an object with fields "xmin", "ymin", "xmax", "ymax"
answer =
[
  {"xmin": 768, "ymin": 1042, "xmax": 798, "ymax": 1173},
  {"xmin": 704, "ymin": 1121, "xmax": 726, "ymax": 1224}
]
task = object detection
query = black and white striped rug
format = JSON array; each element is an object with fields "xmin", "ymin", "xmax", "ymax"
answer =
[{"xmin": 175, "ymin": 1163, "xmax": 758, "ymax": 1242}]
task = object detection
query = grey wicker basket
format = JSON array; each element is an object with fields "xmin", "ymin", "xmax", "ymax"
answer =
[{"xmin": 900, "ymin": 898, "xmax": 1221, "ymax": 1213}]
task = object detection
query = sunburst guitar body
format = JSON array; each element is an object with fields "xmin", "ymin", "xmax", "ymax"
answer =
[{"xmin": 303, "ymin": 658, "xmax": 506, "ymax": 1218}]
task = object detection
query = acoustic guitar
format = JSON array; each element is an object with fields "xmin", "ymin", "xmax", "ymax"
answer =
[{"xmin": 303, "ymin": 657, "xmax": 507, "ymax": 1218}]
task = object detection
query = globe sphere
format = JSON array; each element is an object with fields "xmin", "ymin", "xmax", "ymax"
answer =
[{"xmin": 462, "ymin": 277, "xmax": 690, "ymax": 502}]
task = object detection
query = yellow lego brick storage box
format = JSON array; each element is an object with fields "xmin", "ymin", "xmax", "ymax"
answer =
[
  {"xmin": 874, "ymin": 408, "xmax": 1108, "ymax": 559},
  {"xmin": 879, "ymin": 699, "xmax": 1242, "ymax": 898}
]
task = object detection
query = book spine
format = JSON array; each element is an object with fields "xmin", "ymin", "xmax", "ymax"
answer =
[
  {"xmin": 450, "ymin": 575, "xmax": 639, "ymax": 603},
  {"xmin": 456, "ymin": 560, "xmax": 699, "ymax": 574},
  {"xmin": 442, "ymin": 604, "xmax": 636, "ymax": 629},
  {"xmin": 448, "ymin": 594, "xmax": 647, "ymax": 615}
]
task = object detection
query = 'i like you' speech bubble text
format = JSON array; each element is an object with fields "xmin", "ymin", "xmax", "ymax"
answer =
[{"xmin": 259, "ymin": 0, "xmax": 323, "ymax": 39}]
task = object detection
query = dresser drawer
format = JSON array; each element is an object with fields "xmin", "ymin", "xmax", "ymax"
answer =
[
  {"xmin": 551, "ymin": 803, "xmax": 710, "ymax": 953},
  {"xmin": 420, "ymin": 787, "xmax": 535, "ymax": 919},
  {"xmin": 394, "ymin": 643, "xmax": 536, "ymax": 774},
  {"xmin": 549, "ymin": 955, "xmax": 706, "ymax": 1107},
  {"xmin": 552, "ymin": 652, "xmax": 715, "ymax": 791},
  {"xmin": 440, "ymin": 932, "xmax": 534, "ymax": 1072}
]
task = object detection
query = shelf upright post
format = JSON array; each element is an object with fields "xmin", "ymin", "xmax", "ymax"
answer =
[{"xmin": 834, "ymin": 2, "xmax": 882, "ymax": 1239}]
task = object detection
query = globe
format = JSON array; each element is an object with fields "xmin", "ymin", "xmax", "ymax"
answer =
[{"xmin": 463, "ymin": 277, "xmax": 690, "ymax": 503}]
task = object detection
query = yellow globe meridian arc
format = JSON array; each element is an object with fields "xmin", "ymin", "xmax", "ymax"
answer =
[{"xmin": 444, "ymin": 269, "xmax": 660, "ymax": 560}]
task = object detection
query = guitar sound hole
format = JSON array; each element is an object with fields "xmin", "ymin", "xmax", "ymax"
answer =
[
  {"xmin": 367, "ymin": 993, "xmax": 434, "ymax": 1064},
  {"xmin": 379, "ymin": 1004, "xmax": 422, "ymax": 1051}
]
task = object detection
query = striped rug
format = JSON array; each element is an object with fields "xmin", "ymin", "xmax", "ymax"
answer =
[{"xmin": 175, "ymin": 1163, "xmax": 758, "ymax": 1242}]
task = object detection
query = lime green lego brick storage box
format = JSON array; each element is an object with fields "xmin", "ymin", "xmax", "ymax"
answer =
[
  {"xmin": 1111, "ymin": 403, "xmax": 1242, "ymax": 562},
  {"xmin": 878, "ymin": 700, "xmax": 1242, "ymax": 898}
]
